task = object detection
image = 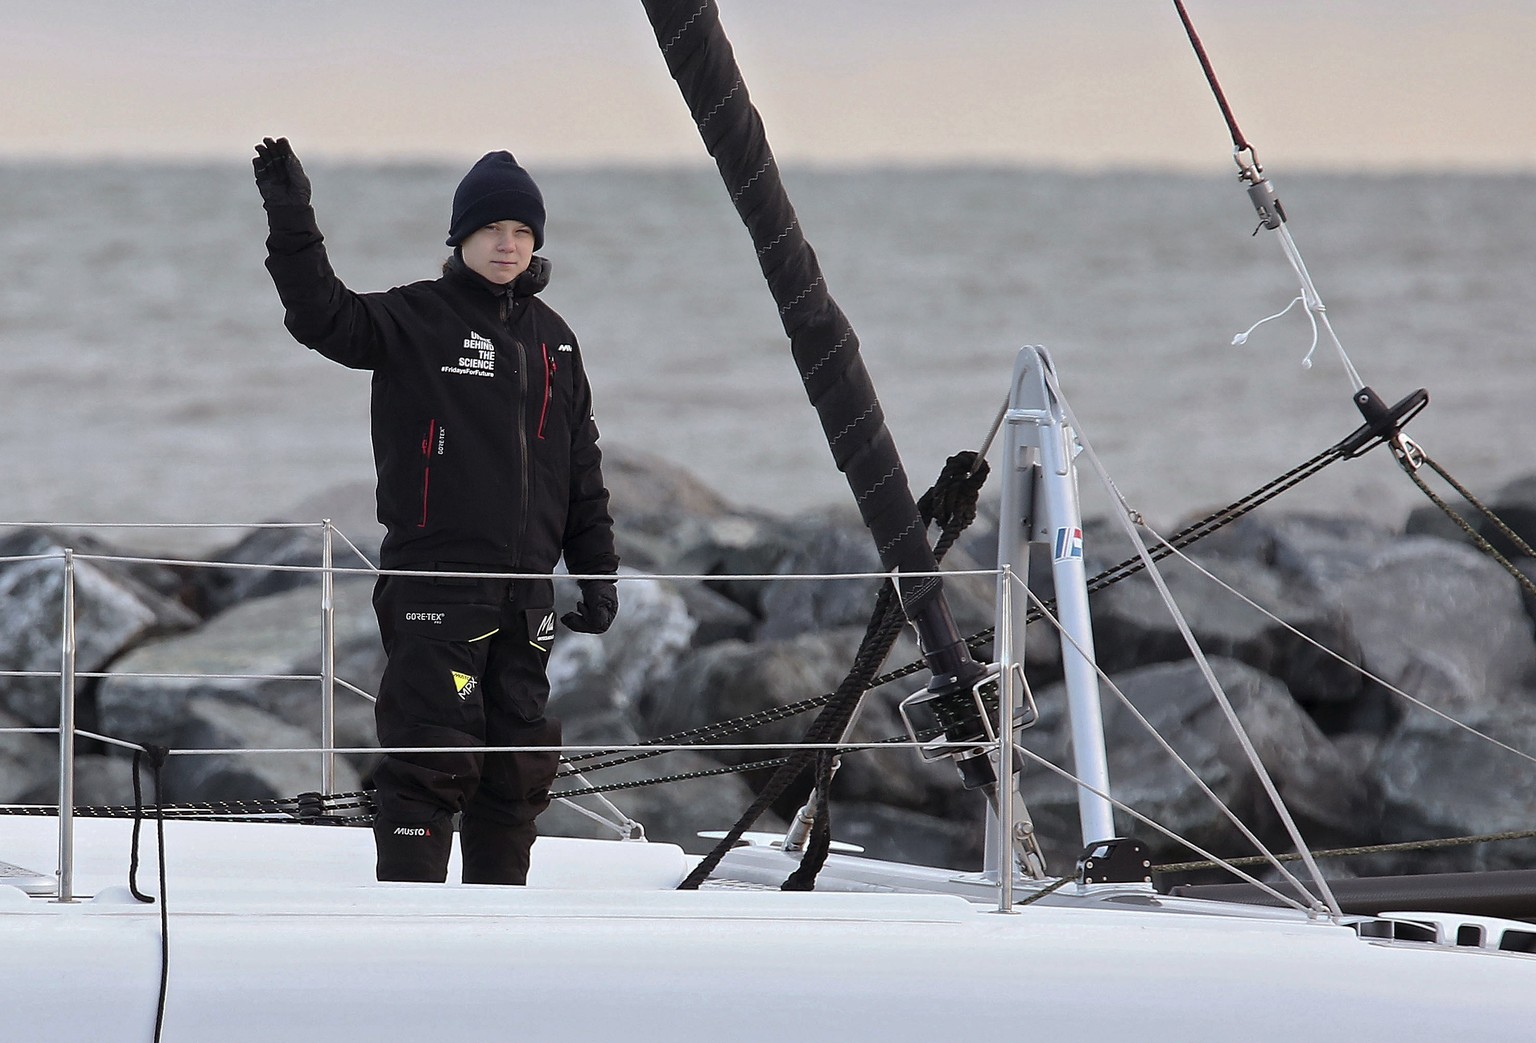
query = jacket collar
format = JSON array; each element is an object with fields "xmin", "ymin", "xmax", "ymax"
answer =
[{"xmin": 444, "ymin": 253, "xmax": 551, "ymax": 300}]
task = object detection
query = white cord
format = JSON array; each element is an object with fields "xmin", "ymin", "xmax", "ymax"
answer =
[{"xmin": 1231, "ymin": 214, "xmax": 1365, "ymax": 392}]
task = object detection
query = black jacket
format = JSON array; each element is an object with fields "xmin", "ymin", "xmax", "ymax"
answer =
[{"xmin": 263, "ymin": 203, "xmax": 617, "ymax": 576}]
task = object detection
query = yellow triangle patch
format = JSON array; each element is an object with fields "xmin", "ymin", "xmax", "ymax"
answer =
[{"xmin": 452, "ymin": 671, "xmax": 474, "ymax": 694}]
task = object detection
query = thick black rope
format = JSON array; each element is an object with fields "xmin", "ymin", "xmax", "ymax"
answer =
[
  {"xmin": 776, "ymin": 585, "xmax": 908, "ymax": 891},
  {"xmin": 675, "ymin": 575, "xmax": 905, "ymax": 888},
  {"xmin": 128, "ymin": 748, "xmax": 155, "ymax": 902},
  {"xmin": 639, "ymin": 0, "xmax": 952, "ymax": 628}
]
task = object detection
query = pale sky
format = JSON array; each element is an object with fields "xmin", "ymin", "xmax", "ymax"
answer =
[{"xmin": 3, "ymin": 0, "xmax": 1534, "ymax": 171}]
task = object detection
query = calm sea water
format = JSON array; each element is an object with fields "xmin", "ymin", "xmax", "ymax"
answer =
[{"xmin": 2, "ymin": 162, "xmax": 1533, "ymax": 552}]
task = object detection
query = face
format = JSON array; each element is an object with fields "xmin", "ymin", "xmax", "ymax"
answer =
[{"xmin": 459, "ymin": 220, "xmax": 535, "ymax": 284}]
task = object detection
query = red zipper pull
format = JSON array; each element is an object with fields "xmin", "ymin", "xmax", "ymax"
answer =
[{"xmin": 537, "ymin": 344, "xmax": 554, "ymax": 439}]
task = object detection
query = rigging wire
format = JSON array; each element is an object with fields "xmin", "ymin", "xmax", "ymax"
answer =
[
  {"xmin": 1172, "ymin": 0, "xmax": 1364, "ymax": 391},
  {"xmin": 1145, "ymin": 512, "xmax": 1536, "ymax": 770},
  {"xmin": 1040, "ymin": 362, "xmax": 1345, "ymax": 918},
  {"xmin": 1008, "ymin": 571, "xmax": 1327, "ymax": 910},
  {"xmin": 1007, "ymin": 741, "xmax": 1317, "ymax": 915}
]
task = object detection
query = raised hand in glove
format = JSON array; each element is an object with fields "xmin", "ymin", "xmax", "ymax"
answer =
[
  {"xmin": 252, "ymin": 137, "xmax": 312, "ymax": 207},
  {"xmin": 561, "ymin": 579, "xmax": 618, "ymax": 635}
]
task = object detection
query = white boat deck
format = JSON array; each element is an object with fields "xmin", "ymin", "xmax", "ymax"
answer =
[{"xmin": 6, "ymin": 814, "xmax": 1536, "ymax": 1042}]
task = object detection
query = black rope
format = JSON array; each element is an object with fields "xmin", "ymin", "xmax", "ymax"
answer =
[
  {"xmin": 557, "ymin": 434, "xmax": 1355, "ymax": 800},
  {"xmin": 639, "ymin": 0, "xmax": 953, "ymax": 630},
  {"xmin": 127, "ymin": 745, "xmax": 171, "ymax": 1043},
  {"xmin": 1398, "ymin": 446, "xmax": 1536, "ymax": 600},
  {"xmin": 128, "ymin": 748, "xmax": 154, "ymax": 903},
  {"xmin": 677, "ymin": 572, "xmax": 906, "ymax": 889},
  {"xmin": 3, "ymin": 790, "xmax": 377, "ymax": 823},
  {"xmin": 1422, "ymin": 454, "xmax": 1536, "ymax": 560},
  {"xmin": 782, "ymin": 452, "xmax": 990, "ymax": 891},
  {"xmin": 1156, "ymin": 826, "xmax": 1536, "ymax": 875},
  {"xmin": 1172, "ymin": 0, "xmax": 1251, "ymax": 154},
  {"xmin": 555, "ymin": 735, "xmax": 936, "ymax": 801},
  {"xmin": 781, "ymin": 751, "xmax": 835, "ymax": 891},
  {"xmin": 774, "ymin": 586, "xmax": 908, "ymax": 891},
  {"xmin": 678, "ymin": 453, "xmax": 988, "ymax": 891},
  {"xmin": 554, "ymin": 754, "xmax": 796, "ymax": 799}
]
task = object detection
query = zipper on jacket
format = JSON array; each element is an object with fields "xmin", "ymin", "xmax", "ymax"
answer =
[
  {"xmin": 514, "ymin": 342, "xmax": 530, "ymax": 554},
  {"xmin": 418, "ymin": 419, "xmax": 437, "ymax": 528},
  {"xmin": 502, "ymin": 292, "xmax": 531, "ymax": 556},
  {"xmin": 537, "ymin": 342, "xmax": 556, "ymax": 440}
]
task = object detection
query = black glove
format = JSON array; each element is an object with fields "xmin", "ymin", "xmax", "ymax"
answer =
[
  {"xmin": 561, "ymin": 579, "xmax": 618, "ymax": 635},
  {"xmin": 252, "ymin": 136, "xmax": 312, "ymax": 207}
]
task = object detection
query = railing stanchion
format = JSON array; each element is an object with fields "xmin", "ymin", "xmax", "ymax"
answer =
[
  {"xmin": 320, "ymin": 519, "xmax": 336, "ymax": 795},
  {"xmin": 996, "ymin": 563, "xmax": 1016, "ymax": 914},
  {"xmin": 56, "ymin": 548, "xmax": 78, "ymax": 903}
]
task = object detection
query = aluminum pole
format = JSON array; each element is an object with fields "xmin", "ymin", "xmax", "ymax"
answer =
[
  {"xmin": 1004, "ymin": 346, "xmax": 1115, "ymax": 847},
  {"xmin": 55, "ymin": 549, "xmax": 77, "ymax": 903},
  {"xmin": 995, "ymin": 563, "xmax": 1017, "ymax": 914},
  {"xmin": 320, "ymin": 519, "xmax": 336, "ymax": 794},
  {"xmin": 1031, "ymin": 373, "xmax": 1115, "ymax": 846}
]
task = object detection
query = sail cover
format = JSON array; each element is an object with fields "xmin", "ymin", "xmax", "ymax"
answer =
[{"xmin": 639, "ymin": 1, "xmax": 979, "ymax": 682}]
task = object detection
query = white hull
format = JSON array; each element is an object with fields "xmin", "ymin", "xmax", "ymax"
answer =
[{"xmin": 6, "ymin": 816, "xmax": 1534, "ymax": 1041}]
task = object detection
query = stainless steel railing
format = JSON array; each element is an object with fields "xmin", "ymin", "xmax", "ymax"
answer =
[{"xmin": 0, "ymin": 520, "xmax": 1019, "ymax": 908}]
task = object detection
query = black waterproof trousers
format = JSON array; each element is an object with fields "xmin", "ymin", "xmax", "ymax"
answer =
[{"xmin": 369, "ymin": 571, "xmax": 561, "ymax": 885}]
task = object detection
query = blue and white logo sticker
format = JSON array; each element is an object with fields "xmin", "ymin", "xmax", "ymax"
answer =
[{"xmin": 1053, "ymin": 526, "xmax": 1083, "ymax": 562}]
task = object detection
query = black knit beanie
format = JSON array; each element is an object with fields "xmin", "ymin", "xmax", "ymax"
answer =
[{"xmin": 445, "ymin": 151, "xmax": 546, "ymax": 250}]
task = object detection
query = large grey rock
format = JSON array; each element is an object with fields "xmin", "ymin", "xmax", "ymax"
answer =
[
  {"xmin": 547, "ymin": 574, "xmax": 696, "ymax": 724},
  {"xmin": 0, "ymin": 708, "xmax": 54, "ymax": 802},
  {"xmin": 827, "ymin": 801, "xmax": 987, "ymax": 871},
  {"xmin": 1017, "ymin": 657, "xmax": 1372, "ymax": 870},
  {"xmin": 2, "ymin": 708, "xmax": 164, "ymax": 808},
  {"xmin": 632, "ymin": 626, "xmax": 973, "ymax": 829},
  {"xmin": 1441, "ymin": 473, "xmax": 1536, "ymax": 561},
  {"xmin": 670, "ymin": 513, "xmax": 814, "ymax": 622},
  {"xmin": 1372, "ymin": 699, "xmax": 1536, "ymax": 873},
  {"xmin": 638, "ymin": 629, "xmax": 868, "ymax": 770},
  {"xmin": 1316, "ymin": 537, "xmax": 1536, "ymax": 717},
  {"xmin": 96, "ymin": 577, "xmax": 383, "ymax": 759},
  {"xmin": 755, "ymin": 511, "xmax": 885, "ymax": 641},
  {"xmin": 194, "ymin": 481, "xmax": 383, "ymax": 616},
  {"xmin": 1091, "ymin": 553, "xmax": 1367, "ymax": 718},
  {"xmin": 0, "ymin": 529, "xmax": 199, "ymax": 727},
  {"xmin": 602, "ymin": 445, "xmax": 776, "ymax": 574},
  {"xmin": 1188, "ymin": 512, "xmax": 1402, "ymax": 586},
  {"xmin": 28, "ymin": 753, "xmax": 143, "ymax": 808},
  {"xmin": 157, "ymin": 697, "xmax": 362, "ymax": 804}
]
